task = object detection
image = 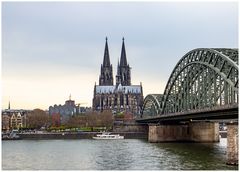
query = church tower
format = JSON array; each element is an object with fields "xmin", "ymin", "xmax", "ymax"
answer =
[
  {"xmin": 116, "ymin": 37, "xmax": 131, "ymax": 86},
  {"xmin": 99, "ymin": 37, "xmax": 113, "ymax": 85},
  {"xmin": 8, "ymin": 101, "xmax": 10, "ymax": 110}
]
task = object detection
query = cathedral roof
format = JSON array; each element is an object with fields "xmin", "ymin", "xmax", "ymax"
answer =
[
  {"xmin": 95, "ymin": 85, "xmax": 142, "ymax": 94},
  {"xmin": 95, "ymin": 86, "xmax": 115, "ymax": 94}
]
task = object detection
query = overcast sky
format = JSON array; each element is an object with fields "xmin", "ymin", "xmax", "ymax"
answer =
[{"xmin": 2, "ymin": 2, "xmax": 238, "ymax": 110}]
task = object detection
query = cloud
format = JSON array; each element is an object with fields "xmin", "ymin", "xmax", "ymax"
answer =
[{"xmin": 2, "ymin": 2, "xmax": 238, "ymax": 109}]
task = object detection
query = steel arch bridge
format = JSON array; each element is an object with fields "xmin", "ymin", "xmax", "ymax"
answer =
[{"xmin": 141, "ymin": 48, "xmax": 238, "ymax": 119}]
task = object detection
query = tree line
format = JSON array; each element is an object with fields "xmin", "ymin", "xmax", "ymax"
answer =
[{"xmin": 25, "ymin": 109, "xmax": 113, "ymax": 131}]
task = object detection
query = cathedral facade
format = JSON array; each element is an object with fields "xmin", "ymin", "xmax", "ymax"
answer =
[{"xmin": 92, "ymin": 38, "xmax": 143, "ymax": 115}]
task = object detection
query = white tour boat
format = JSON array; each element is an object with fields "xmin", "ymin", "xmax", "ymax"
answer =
[{"xmin": 92, "ymin": 132, "xmax": 124, "ymax": 140}]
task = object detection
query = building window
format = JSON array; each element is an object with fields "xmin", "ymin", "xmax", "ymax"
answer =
[{"xmin": 120, "ymin": 94, "xmax": 124, "ymax": 106}]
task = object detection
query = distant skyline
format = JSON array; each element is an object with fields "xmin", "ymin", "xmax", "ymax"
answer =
[{"xmin": 2, "ymin": 2, "xmax": 238, "ymax": 110}]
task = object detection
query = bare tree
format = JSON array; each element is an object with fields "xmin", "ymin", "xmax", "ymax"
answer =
[
  {"xmin": 27, "ymin": 109, "xmax": 50, "ymax": 129},
  {"xmin": 67, "ymin": 115, "xmax": 87, "ymax": 128},
  {"xmin": 65, "ymin": 111, "xmax": 114, "ymax": 131},
  {"xmin": 86, "ymin": 112, "xmax": 98, "ymax": 131},
  {"xmin": 100, "ymin": 110, "xmax": 113, "ymax": 130}
]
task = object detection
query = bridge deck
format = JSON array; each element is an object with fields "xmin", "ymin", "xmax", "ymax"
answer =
[{"xmin": 137, "ymin": 105, "xmax": 238, "ymax": 123}]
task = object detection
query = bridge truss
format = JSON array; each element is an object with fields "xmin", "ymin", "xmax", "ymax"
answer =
[{"xmin": 142, "ymin": 48, "xmax": 238, "ymax": 118}]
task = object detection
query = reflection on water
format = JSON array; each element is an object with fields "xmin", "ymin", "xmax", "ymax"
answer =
[{"xmin": 2, "ymin": 138, "xmax": 237, "ymax": 170}]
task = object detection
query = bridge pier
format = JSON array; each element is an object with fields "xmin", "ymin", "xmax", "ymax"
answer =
[
  {"xmin": 189, "ymin": 121, "xmax": 219, "ymax": 142},
  {"xmin": 148, "ymin": 124, "xmax": 189, "ymax": 142},
  {"xmin": 148, "ymin": 122, "xmax": 219, "ymax": 143},
  {"xmin": 226, "ymin": 122, "xmax": 238, "ymax": 165}
]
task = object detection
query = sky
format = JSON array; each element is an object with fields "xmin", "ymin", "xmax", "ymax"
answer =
[{"xmin": 2, "ymin": 1, "xmax": 238, "ymax": 110}]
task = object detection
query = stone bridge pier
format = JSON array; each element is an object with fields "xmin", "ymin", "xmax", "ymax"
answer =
[
  {"xmin": 148, "ymin": 121, "xmax": 219, "ymax": 143},
  {"xmin": 226, "ymin": 122, "xmax": 238, "ymax": 165},
  {"xmin": 148, "ymin": 121, "xmax": 238, "ymax": 165}
]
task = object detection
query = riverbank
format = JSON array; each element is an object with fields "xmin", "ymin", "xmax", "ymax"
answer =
[
  {"xmin": 2, "ymin": 131, "xmax": 227, "ymax": 140},
  {"xmin": 4, "ymin": 132, "xmax": 148, "ymax": 140}
]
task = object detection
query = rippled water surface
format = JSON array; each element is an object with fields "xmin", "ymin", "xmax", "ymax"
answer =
[{"xmin": 2, "ymin": 138, "xmax": 238, "ymax": 170}]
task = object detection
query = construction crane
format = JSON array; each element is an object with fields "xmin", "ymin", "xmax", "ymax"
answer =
[
  {"xmin": 75, "ymin": 102, "xmax": 88, "ymax": 114},
  {"xmin": 75, "ymin": 103, "xmax": 87, "ymax": 107}
]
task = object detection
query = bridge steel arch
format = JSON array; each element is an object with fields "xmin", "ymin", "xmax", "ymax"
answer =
[
  {"xmin": 142, "ymin": 48, "xmax": 238, "ymax": 118},
  {"xmin": 142, "ymin": 94, "xmax": 163, "ymax": 116}
]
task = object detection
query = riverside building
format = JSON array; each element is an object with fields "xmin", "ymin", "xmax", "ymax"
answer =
[
  {"xmin": 49, "ymin": 96, "xmax": 90, "ymax": 124},
  {"xmin": 2, "ymin": 102, "xmax": 29, "ymax": 131},
  {"xmin": 49, "ymin": 96, "xmax": 77, "ymax": 124}
]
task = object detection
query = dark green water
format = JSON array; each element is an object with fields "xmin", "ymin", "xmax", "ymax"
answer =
[{"xmin": 2, "ymin": 138, "xmax": 238, "ymax": 170}]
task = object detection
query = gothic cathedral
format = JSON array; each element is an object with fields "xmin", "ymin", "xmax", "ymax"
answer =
[{"xmin": 92, "ymin": 38, "xmax": 143, "ymax": 115}]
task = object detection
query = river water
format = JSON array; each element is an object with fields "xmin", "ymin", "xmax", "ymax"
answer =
[{"xmin": 2, "ymin": 138, "xmax": 237, "ymax": 170}]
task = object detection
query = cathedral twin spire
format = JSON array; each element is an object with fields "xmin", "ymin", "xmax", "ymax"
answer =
[
  {"xmin": 99, "ymin": 37, "xmax": 113, "ymax": 85},
  {"xmin": 99, "ymin": 37, "xmax": 131, "ymax": 86},
  {"xmin": 120, "ymin": 37, "xmax": 128, "ymax": 67},
  {"xmin": 103, "ymin": 37, "xmax": 111, "ymax": 67}
]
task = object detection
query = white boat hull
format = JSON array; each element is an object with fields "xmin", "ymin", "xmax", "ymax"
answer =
[
  {"xmin": 92, "ymin": 133, "xmax": 124, "ymax": 140},
  {"xmin": 92, "ymin": 136, "xmax": 124, "ymax": 140}
]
